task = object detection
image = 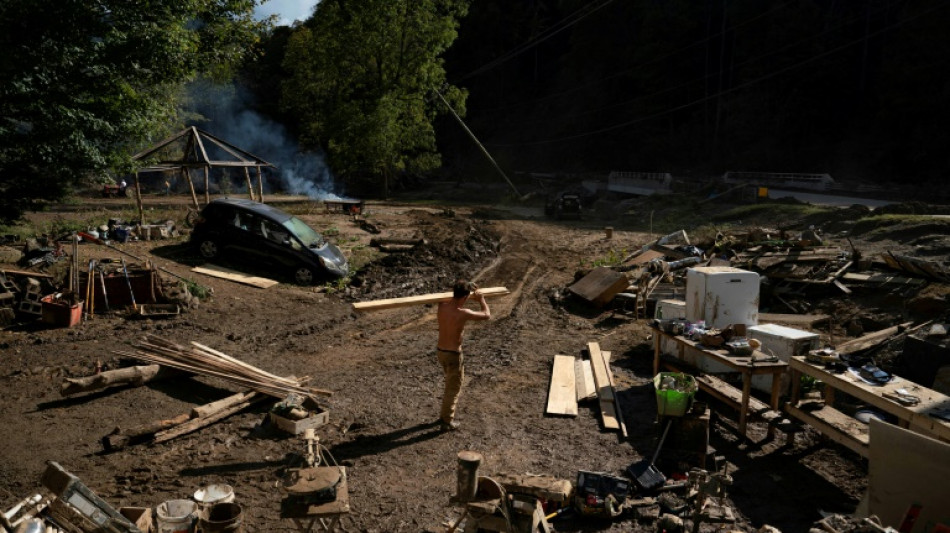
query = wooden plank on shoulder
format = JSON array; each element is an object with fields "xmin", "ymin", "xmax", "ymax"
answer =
[
  {"xmin": 352, "ymin": 286, "xmax": 509, "ymax": 311},
  {"xmin": 546, "ymin": 355, "xmax": 578, "ymax": 416},
  {"xmin": 191, "ymin": 264, "xmax": 279, "ymax": 288}
]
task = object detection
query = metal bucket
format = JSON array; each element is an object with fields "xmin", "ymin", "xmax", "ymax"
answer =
[
  {"xmin": 155, "ymin": 499, "xmax": 197, "ymax": 533},
  {"xmin": 196, "ymin": 502, "xmax": 243, "ymax": 533},
  {"xmin": 193, "ymin": 484, "xmax": 234, "ymax": 515}
]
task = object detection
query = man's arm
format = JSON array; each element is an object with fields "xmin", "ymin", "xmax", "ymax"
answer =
[{"xmin": 466, "ymin": 291, "xmax": 491, "ymax": 321}]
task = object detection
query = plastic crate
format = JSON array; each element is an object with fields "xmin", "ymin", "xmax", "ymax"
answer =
[{"xmin": 654, "ymin": 372, "xmax": 697, "ymax": 417}]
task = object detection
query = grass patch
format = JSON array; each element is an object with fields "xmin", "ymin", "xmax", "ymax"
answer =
[
  {"xmin": 581, "ymin": 248, "xmax": 629, "ymax": 269},
  {"xmin": 710, "ymin": 203, "xmax": 830, "ymax": 223},
  {"xmin": 851, "ymin": 214, "xmax": 950, "ymax": 237}
]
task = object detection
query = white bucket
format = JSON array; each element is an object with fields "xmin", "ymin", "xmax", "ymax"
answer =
[
  {"xmin": 193, "ymin": 484, "xmax": 235, "ymax": 508},
  {"xmin": 155, "ymin": 499, "xmax": 198, "ymax": 533}
]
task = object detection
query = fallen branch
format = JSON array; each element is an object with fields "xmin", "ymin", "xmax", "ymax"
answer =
[
  {"xmin": 102, "ymin": 414, "xmax": 191, "ymax": 451},
  {"xmin": 60, "ymin": 364, "xmax": 179, "ymax": 397}
]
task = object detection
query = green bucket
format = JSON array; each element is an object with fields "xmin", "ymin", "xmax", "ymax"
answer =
[{"xmin": 654, "ymin": 372, "xmax": 697, "ymax": 417}]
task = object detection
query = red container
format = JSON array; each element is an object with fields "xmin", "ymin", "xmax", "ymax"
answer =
[{"xmin": 41, "ymin": 295, "xmax": 83, "ymax": 327}]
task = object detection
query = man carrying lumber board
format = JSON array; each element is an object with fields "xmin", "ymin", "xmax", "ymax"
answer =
[{"xmin": 436, "ymin": 280, "xmax": 491, "ymax": 431}]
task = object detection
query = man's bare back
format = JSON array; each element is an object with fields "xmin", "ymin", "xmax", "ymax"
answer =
[{"xmin": 437, "ymin": 290, "xmax": 491, "ymax": 352}]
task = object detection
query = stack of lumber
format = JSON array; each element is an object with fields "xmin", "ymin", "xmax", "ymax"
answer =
[
  {"xmin": 114, "ymin": 335, "xmax": 332, "ymax": 399},
  {"xmin": 588, "ymin": 342, "xmax": 628, "ymax": 437}
]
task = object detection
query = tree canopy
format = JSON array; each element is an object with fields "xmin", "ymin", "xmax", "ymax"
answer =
[
  {"xmin": 0, "ymin": 0, "xmax": 265, "ymax": 221},
  {"xmin": 281, "ymin": 0, "xmax": 469, "ymax": 195}
]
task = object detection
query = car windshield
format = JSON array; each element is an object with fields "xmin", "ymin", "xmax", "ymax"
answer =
[{"xmin": 282, "ymin": 216, "xmax": 325, "ymax": 247}]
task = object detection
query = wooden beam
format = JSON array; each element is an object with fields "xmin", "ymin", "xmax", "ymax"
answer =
[
  {"xmin": 546, "ymin": 355, "xmax": 578, "ymax": 416},
  {"xmin": 352, "ymin": 287, "xmax": 509, "ymax": 312},
  {"xmin": 203, "ymin": 165, "xmax": 210, "ymax": 205},
  {"xmin": 588, "ymin": 342, "xmax": 619, "ymax": 430},
  {"xmin": 133, "ymin": 172, "xmax": 145, "ymax": 226},
  {"xmin": 836, "ymin": 322, "xmax": 914, "ymax": 354},
  {"xmin": 183, "ymin": 167, "xmax": 200, "ymax": 210},
  {"xmin": 191, "ymin": 264, "xmax": 279, "ymax": 289},
  {"xmin": 574, "ymin": 359, "xmax": 596, "ymax": 402},
  {"xmin": 257, "ymin": 166, "xmax": 264, "ymax": 203},
  {"xmin": 244, "ymin": 167, "xmax": 255, "ymax": 201}
]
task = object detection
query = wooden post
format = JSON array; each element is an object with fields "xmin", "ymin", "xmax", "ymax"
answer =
[
  {"xmin": 244, "ymin": 167, "xmax": 255, "ymax": 201},
  {"xmin": 203, "ymin": 165, "xmax": 210, "ymax": 204},
  {"xmin": 256, "ymin": 166, "xmax": 264, "ymax": 204},
  {"xmin": 133, "ymin": 172, "xmax": 145, "ymax": 226},
  {"xmin": 182, "ymin": 167, "xmax": 200, "ymax": 210}
]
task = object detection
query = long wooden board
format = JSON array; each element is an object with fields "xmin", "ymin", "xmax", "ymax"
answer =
[
  {"xmin": 575, "ymin": 359, "xmax": 596, "ymax": 401},
  {"xmin": 588, "ymin": 342, "xmax": 619, "ymax": 430},
  {"xmin": 191, "ymin": 264, "xmax": 279, "ymax": 288},
  {"xmin": 546, "ymin": 355, "xmax": 578, "ymax": 416},
  {"xmin": 352, "ymin": 286, "xmax": 509, "ymax": 311}
]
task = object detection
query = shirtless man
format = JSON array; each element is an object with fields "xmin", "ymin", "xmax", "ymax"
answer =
[{"xmin": 436, "ymin": 280, "xmax": 491, "ymax": 431}]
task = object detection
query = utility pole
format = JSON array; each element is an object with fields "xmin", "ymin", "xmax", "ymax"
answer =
[{"xmin": 433, "ymin": 88, "xmax": 522, "ymax": 199}]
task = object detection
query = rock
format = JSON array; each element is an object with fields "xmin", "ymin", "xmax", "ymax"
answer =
[{"xmin": 657, "ymin": 513, "xmax": 684, "ymax": 533}]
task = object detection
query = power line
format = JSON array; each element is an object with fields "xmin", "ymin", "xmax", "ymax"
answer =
[
  {"xmin": 465, "ymin": 0, "xmax": 795, "ymax": 114},
  {"xmin": 486, "ymin": 1, "xmax": 950, "ymax": 148},
  {"xmin": 455, "ymin": 0, "xmax": 617, "ymax": 82},
  {"xmin": 488, "ymin": 0, "xmax": 896, "ymax": 129}
]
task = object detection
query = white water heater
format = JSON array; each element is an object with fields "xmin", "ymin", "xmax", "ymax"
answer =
[{"xmin": 685, "ymin": 267, "xmax": 760, "ymax": 329}]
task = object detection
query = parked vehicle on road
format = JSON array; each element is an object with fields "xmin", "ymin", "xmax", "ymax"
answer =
[
  {"xmin": 190, "ymin": 198, "xmax": 349, "ymax": 284},
  {"xmin": 544, "ymin": 193, "xmax": 582, "ymax": 220}
]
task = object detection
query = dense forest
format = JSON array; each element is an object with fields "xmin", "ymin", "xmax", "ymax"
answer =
[
  {"xmin": 440, "ymin": 0, "xmax": 950, "ymax": 185},
  {"xmin": 2, "ymin": 0, "xmax": 948, "ymax": 218}
]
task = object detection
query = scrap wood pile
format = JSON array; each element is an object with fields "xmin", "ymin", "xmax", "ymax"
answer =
[
  {"xmin": 114, "ymin": 335, "xmax": 332, "ymax": 399},
  {"xmin": 567, "ymin": 224, "xmax": 947, "ymax": 314}
]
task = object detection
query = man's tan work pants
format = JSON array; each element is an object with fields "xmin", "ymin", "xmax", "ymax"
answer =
[{"xmin": 437, "ymin": 348, "xmax": 464, "ymax": 423}]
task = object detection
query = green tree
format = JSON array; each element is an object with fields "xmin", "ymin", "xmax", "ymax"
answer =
[
  {"xmin": 0, "ymin": 0, "xmax": 264, "ymax": 221},
  {"xmin": 281, "ymin": 0, "xmax": 469, "ymax": 196}
]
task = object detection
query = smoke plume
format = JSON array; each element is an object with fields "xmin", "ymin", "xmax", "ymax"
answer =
[{"xmin": 186, "ymin": 80, "xmax": 348, "ymax": 200}]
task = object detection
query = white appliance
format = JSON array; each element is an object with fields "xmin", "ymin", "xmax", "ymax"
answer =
[
  {"xmin": 748, "ymin": 324, "xmax": 820, "ymax": 359},
  {"xmin": 748, "ymin": 323, "xmax": 820, "ymax": 394},
  {"xmin": 685, "ymin": 267, "xmax": 760, "ymax": 330},
  {"xmin": 654, "ymin": 299, "xmax": 686, "ymax": 320}
]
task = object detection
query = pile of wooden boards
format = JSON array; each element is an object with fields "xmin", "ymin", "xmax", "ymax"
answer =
[
  {"xmin": 115, "ymin": 335, "xmax": 332, "ymax": 398},
  {"xmin": 545, "ymin": 341, "xmax": 627, "ymax": 437}
]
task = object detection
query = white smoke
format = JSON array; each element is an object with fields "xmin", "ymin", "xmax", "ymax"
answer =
[{"xmin": 187, "ymin": 80, "xmax": 349, "ymax": 201}]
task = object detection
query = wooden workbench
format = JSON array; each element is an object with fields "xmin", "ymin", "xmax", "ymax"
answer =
[
  {"xmin": 652, "ymin": 328, "xmax": 788, "ymax": 437},
  {"xmin": 787, "ymin": 356, "xmax": 950, "ymax": 457}
]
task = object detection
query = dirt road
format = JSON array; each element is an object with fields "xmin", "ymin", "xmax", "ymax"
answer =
[{"xmin": 0, "ymin": 199, "xmax": 881, "ymax": 532}]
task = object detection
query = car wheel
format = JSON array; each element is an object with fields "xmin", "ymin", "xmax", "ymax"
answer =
[
  {"xmin": 293, "ymin": 266, "xmax": 315, "ymax": 285},
  {"xmin": 198, "ymin": 240, "xmax": 219, "ymax": 259}
]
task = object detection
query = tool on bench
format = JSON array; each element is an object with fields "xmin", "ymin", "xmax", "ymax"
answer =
[
  {"xmin": 628, "ymin": 419, "xmax": 672, "ymax": 492},
  {"xmin": 883, "ymin": 389, "xmax": 920, "ymax": 406},
  {"xmin": 120, "ymin": 258, "xmax": 136, "ymax": 312},
  {"xmin": 40, "ymin": 461, "xmax": 141, "ymax": 533}
]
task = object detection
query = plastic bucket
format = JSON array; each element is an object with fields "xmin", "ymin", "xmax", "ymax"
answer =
[
  {"xmin": 654, "ymin": 372, "xmax": 697, "ymax": 417},
  {"xmin": 156, "ymin": 499, "xmax": 197, "ymax": 533},
  {"xmin": 193, "ymin": 484, "xmax": 235, "ymax": 513},
  {"xmin": 197, "ymin": 502, "xmax": 243, "ymax": 533}
]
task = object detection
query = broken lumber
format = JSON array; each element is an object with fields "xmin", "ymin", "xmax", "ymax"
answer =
[
  {"xmin": 102, "ymin": 414, "xmax": 191, "ymax": 451},
  {"xmin": 153, "ymin": 392, "xmax": 268, "ymax": 443},
  {"xmin": 60, "ymin": 364, "xmax": 178, "ymax": 396},
  {"xmin": 836, "ymin": 322, "xmax": 913, "ymax": 355},
  {"xmin": 102, "ymin": 390, "xmax": 262, "ymax": 450},
  {"xmin": 352, "ymin": 286, "xmax": 509, "ymax": 312},
  {"xmin": 568, "ymin": 268, "xmax": 628, "ymax": 307},
  {"xmin": 546, "ymin": 355, "xmax": 578, "ymax": 416}
]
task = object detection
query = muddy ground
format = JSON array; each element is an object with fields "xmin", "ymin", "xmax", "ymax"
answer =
[{"xmin": 1, "ymin": 189, "xmax": 948, "ymax": 532}]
